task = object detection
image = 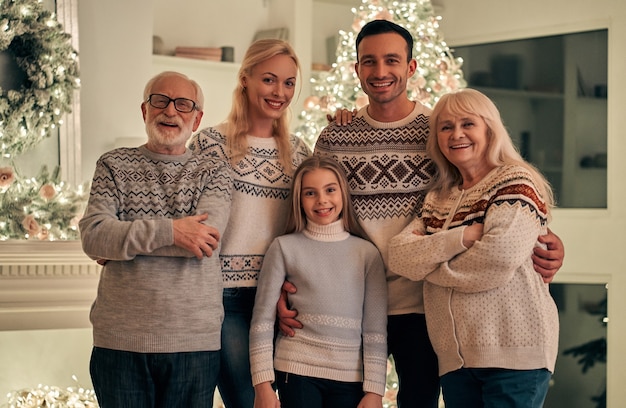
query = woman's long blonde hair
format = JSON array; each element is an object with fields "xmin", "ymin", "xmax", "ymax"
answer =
[
  {"xmin": 224, "ymin": 39, "xmax": 300, "ymax": 173},
  {"xmin": 428, "ymin": 88, "xmax": 555, "ymax": 209}
]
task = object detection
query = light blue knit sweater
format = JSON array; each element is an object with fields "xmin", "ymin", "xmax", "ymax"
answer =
[{"xmin": 250, "ymin": 220, "xmax": 388, "ymax": 396}]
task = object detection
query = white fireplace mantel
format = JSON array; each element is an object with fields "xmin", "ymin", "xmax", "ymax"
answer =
[{"xmin": 0, "ymin": 241, "xmax": 100, "ymax": 331}]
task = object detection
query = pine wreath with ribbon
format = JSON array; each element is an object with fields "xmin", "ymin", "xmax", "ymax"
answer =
[{"xmin": 0, "ymin": 0, "xmax": 80, "ymax": 158}]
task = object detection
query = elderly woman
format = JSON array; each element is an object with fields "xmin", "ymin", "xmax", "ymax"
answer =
[{"xmin": 388, "ymin": 88, "xmax": 559, "ymax": 408}]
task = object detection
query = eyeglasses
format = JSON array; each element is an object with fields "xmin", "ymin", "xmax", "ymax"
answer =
[{"xmin": 146, "ymin": 93, "xmax": 198, "ymax": 113}]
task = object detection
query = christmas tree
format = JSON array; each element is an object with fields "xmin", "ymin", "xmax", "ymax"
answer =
[{"xmin": 294, "ymin": 0, "xmax": 466, "ymax": 148}]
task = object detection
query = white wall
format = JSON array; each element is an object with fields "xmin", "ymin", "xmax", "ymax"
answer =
[
  {"xmin": 0, "ymin": 329, "xmax": 93, "ymax": 399},
  {"xmin": 312, "ymin": 1, "xmax": 355, "ymax": 65},
  {"xmin": 438, "ymin": 0, "xmax": 626, "ymax": 406},
  {"xmin": 77, "ymin": 0, "xmax": 153, "ymax": 181}
]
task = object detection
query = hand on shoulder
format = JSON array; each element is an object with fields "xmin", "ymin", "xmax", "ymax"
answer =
[{"xmin": 327, "ymin": 108, "xmax": 357, "ymax": 126}]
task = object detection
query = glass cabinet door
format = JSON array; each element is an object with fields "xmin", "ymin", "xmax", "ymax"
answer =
[{"xmin": 453, "ymin": 29, "xmax": 607, "ymax": 208}]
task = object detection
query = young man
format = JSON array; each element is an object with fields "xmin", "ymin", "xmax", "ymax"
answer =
[
  {"xmin": 280, "ymin": 20, "xmax": 564, "ymax": 407},
  {"xmin": 79, "ymin": 71, "xmax": 232, "ymax": 407}
]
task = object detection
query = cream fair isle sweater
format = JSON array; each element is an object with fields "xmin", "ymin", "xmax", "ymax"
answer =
[{"xmin": 388, "ymin": 165, "xmax": 559, "ymax": 376}]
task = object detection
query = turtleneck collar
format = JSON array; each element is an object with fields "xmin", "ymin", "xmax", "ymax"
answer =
[{"xmin": 303, "ymin": 219, "xmax": 350, "ymax": 242}]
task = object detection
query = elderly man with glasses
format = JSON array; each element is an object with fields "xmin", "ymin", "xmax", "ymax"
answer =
[{"xmin": 79, "ymin": 71, "xmax": 232, "ymax": 408}]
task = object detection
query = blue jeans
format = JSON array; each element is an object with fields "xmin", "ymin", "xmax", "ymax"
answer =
[
  {"xmin": 276, "ymin": 371, "xmax": 363, "ymax": 408},
  {"xmin": 440, "ymin": 367, "xmax": 552, "ymax": 408},
  {"xmin": 90, "ymin": 347, "xmax": 219, "ymax": 408},
  {"xmin": 218, "ymin": 287, "xmax": 256, "ymax": 408},
  {"xmin": 387, "ymin": 313, "xmax": 440, "ymax": 408}
]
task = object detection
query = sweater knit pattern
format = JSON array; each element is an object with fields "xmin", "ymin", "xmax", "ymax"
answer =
[
  {"xmin": 314, "ymin": 102, "xmax": 434, "ymax": 314},
  {"xmin": 79, "ymin": 146, "xmax": 232, "ymax": 353},
  {"xmin": 189, "ymin": 127, "xmax": 311, "ymax": 287},
  {"xmin": 249, "ymin": 220, "xmax": 388, "ymax": 396},
  {"xmin": 388, "ymin": 165, "xmax": 559, "ymax": 376}
]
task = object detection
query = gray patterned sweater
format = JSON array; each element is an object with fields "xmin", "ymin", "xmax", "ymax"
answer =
[
  {"xmin": 249, "ymin": 220, "xmax": 388, "ymax": 396},
  {"xmin": 188, "ymin": 125, "xmax": 311, "ymax": 288},
  {"xmin": 79, "ymin": 145, "xmax": 232, "ymax": 353}
]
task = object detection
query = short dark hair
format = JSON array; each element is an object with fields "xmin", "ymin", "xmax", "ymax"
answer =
[{"xmin": 355, "ymin": 19, "xmax": 414, "ymax": 61}]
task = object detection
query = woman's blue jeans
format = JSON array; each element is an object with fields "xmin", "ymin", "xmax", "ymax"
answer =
[
  {"xmin": 217, "ymin": 287, "xmax": 256, "ymax": 408},
  {"xmin": 440, "ymin": 367, "xmax": 552, "ymax": 408},
  {"xmin": 90, "ymin": 346, "xmax": 219, "ymax": 408}
]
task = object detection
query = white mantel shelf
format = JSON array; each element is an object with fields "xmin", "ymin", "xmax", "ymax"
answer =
[
  {"xmin": 1, "ymin": 240, "xmax": 92, "ymax": 266},
  {"xmin": 0, "ymin": 241, "xmax": 100, "ymax": 331}
]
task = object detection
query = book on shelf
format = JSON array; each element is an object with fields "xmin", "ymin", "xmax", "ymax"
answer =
[
  {"xmin": 175, "ymin": 46, "xmax": 222, "ymax": 55},
  {"xmin": 175, "ymin": 52, "xmax": 222, "ymax": 61},
  {"xmin": 174, "ymin": 46, "xmax": 222, "ymax": 61}
]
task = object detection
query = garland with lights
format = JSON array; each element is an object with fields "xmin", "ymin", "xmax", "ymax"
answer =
[
  {"xmin": 4, "ymin": 376, "xmax": 98, "ymax": 408},
  {"xmin": 0, "ymin": 0, "xmax": 80, "ymax": 158},
  {"xmin": 0, "ymin": 164, "xmax": 87, "ymax": 240}
]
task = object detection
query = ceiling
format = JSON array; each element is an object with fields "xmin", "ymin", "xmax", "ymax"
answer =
[{"xmin": 314, "ymin": 0, "xmax": 444, "ymax": 12}]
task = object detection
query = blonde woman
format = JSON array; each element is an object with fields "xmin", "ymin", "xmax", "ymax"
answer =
[{"xmin": 188, "ymin": 39, "xmax": 310, "ymax": 407}]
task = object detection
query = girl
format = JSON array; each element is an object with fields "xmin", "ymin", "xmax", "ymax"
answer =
[
  {"xmin": 388, "ymin": 88, "xmax": 559, "ymax": 408},
  {"xmin": 250, "ymin": 156, "xmax": 388, "ymax": 408},
  {"xmin": 187, "ymin": 39, "xmax": 310, "ymax": 407}
]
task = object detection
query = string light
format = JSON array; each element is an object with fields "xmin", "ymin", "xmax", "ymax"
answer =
[{"xmin": 5, "ymin": 376, "xmax": 98, "ymax": 408}]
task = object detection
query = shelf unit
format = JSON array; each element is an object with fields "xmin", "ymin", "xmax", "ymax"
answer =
[{"xmin": 454, "ymin": 29, "xmax": 607, "ymax": 208}]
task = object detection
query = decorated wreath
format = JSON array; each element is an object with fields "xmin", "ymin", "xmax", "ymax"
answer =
[
  {"xmin": 0, "ymin": 0, "xmax": 85, "ymax": 241},
  {"xmin": 0, "ymin": 0, "xmax": 80, "ymax": 158}
]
